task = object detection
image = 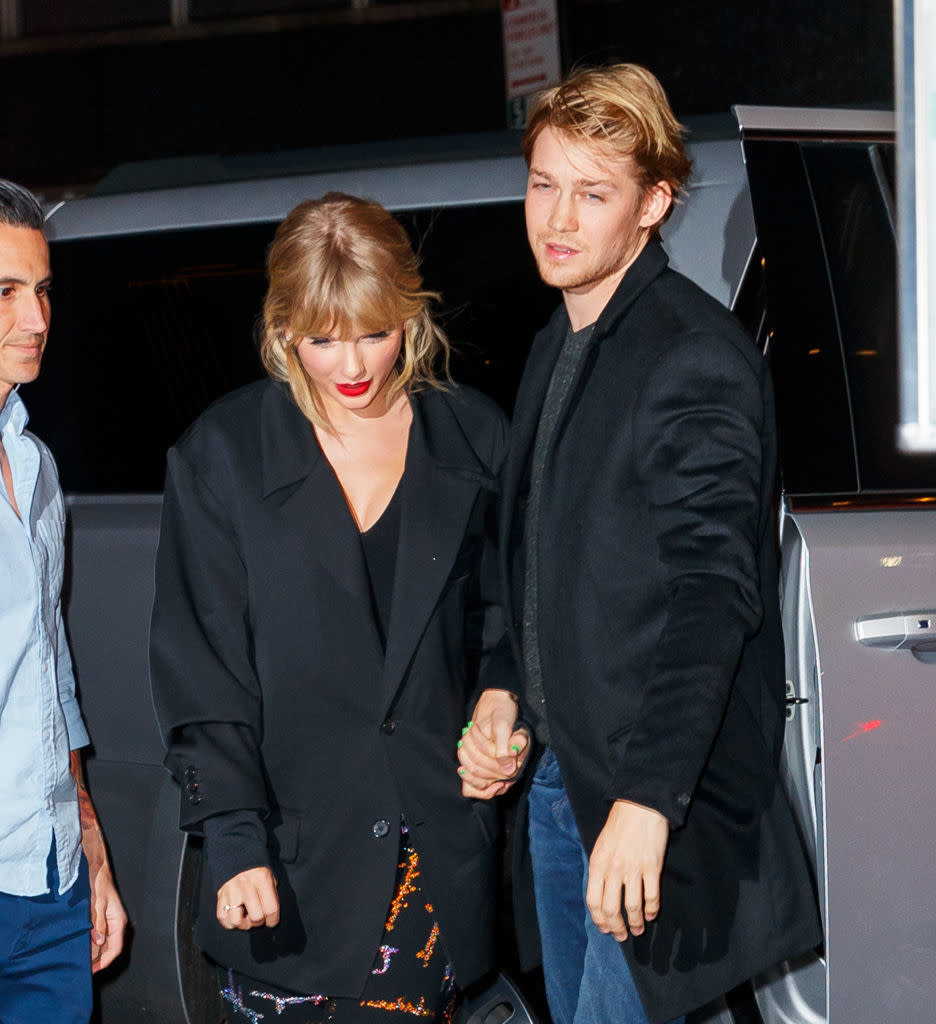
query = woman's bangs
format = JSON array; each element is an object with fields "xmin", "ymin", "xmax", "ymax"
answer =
[{"xmin": 295, "ymin": 269, "xmax": 407, "ymax": 340}]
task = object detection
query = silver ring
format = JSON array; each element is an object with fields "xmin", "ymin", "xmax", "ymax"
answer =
[{"xmin": 223, "ymin": 903, "xmax": 238, "ymax": 912}]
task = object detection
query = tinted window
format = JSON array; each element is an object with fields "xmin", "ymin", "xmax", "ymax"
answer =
[
  {"xmin": 28, "ymin": 202, "xmax": 553, "ymax": 493},
  {"xmin": 803, "ymin": 142, "xmax": 936, "ymax": 491},
  {"xmin": 743, "ymin": 139, "xmax": 859, "ymax": 496},
  {"xmin": 26, "ymin": 224, "xmax": 270, "ymax": 494}
]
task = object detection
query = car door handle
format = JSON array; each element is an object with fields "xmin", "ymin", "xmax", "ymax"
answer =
[{"xmin": 855, "ymin": 612, "xmax": 936, "ymax": 660}]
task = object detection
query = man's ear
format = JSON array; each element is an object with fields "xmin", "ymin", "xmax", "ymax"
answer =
[{"xmin": 639, "ymin": 181, "xmax": 673, "ymax": 230}]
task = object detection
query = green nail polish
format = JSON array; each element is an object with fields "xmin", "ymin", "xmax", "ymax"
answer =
[
  {"xmin": 466, "ymin": 720, "xmax": 473, "ymax": 729},
  {"xmin": 461, "ymin": 726, "xmax": 468, "ymax": 735},
  {"xmin": 457, "ymin": 740, "xmax": 463, "ymax": 749},
  {"xmin": 511, "ymin": 744, "xmax": 520, "ymax": 754}
]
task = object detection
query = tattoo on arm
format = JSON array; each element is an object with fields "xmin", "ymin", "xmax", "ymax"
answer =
[{"xmin": 70, "ymin": 750, "xmax": 101, "ymax": 835}]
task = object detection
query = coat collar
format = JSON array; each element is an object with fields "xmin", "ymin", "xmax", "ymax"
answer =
[
  {"xmin": 591, "ymin": 236, "xmax": 669, "ymax": 341},
  {"xmin": 507, "ymin": 237, "xmax": 670, "ymax": 480},
  {"xmin": 257, "ymin": 381, "xmax": 494, "ymax": 710},
  {"xmin": 381, "ymin": 389, "xmax": 496, "ymax": 709},
  {"xmin": 258, "ymin": 381, "xmax": 492, "ymax": 495},
  {"xmin": 259, "ymin": 382, "xmax": 322, "ymax": 500},
  {"xmin": 500, "ymin": 238, "xmax": 670, "ymax": 591}
]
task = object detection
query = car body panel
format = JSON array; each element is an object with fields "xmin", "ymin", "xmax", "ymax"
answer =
[{"xmin": 739, "ymin": 106, "xmax": 936, "ymax": 1024}]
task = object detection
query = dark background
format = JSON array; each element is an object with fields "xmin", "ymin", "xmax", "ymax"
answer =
[{"xmin": 1, "ymin": 0, "xmax": 894, "ymax": 192}]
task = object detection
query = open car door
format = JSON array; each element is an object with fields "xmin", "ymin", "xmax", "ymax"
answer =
[{"xmin": 737, "ymin": 105, "xmax": 936, "ymax": 1024}]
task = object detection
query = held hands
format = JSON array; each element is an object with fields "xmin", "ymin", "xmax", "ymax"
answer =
[
  {"xmin": 217, "ymin": 866, "xmax": 280, "ymax": 931},
  {"xmin": 457, "ymin": 689, "xmax": 530, "ymax": 799},
  {"xmin": 586, "ymin": 799, "xmax": 670, "ymax": 941}
]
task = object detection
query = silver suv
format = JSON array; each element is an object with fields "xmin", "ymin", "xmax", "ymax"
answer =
[{"xmin": 35, "ymin": 111, "xmax": 931, "ymax": 1023}]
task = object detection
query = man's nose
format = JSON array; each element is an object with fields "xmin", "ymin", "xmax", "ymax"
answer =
[
  {"xmin": 19, "ymin": 292, "xmax": 49, "ymax": 334},
  {"xmin": 547, "ymin": 195, "xmax": 577, "ymax": 233}
]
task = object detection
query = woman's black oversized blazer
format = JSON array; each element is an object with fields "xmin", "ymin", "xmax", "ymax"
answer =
[{"xmin": 149, "ymin": 379, "xmax": 514, "ymax": 996}]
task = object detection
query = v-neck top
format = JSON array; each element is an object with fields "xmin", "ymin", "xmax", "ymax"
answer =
[{"xmin": 360, "ymin": 485, "xmax": 402, "ymax": 650}]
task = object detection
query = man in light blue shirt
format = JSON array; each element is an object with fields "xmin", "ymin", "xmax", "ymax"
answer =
[{"xmin": 0, "ymin": 180, "xmax": 126, "ymax": 1022}]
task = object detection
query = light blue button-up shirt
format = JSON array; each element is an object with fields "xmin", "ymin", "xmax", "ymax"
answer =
[{"xmin": 0, "ymin": 388, "xmax": 89, "ymax": 896}]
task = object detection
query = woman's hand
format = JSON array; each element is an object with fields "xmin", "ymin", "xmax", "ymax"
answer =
[
  {"xmin": 216, "ymin": 866, "xmax": 280, "ymax": 930},
  {"xmin": 457, "ymin": 689, "xmax": 530, "ymax": 799}
]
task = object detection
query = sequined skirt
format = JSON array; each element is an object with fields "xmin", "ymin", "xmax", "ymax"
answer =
[{"xmin": 219, "ymin": 832, "xmax": 456, "ymax": 1023}]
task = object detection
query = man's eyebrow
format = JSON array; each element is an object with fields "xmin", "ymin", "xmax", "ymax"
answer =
[
  {"xmin": 527, "ymin": 167, "xmax": 616, "ymax": 189},
  {"xmin": 0, "ymin": 274, "xmax": 53, "ymax": 286},
  {"xmin": 575, "ymin": 177, "xmax": 615, "ymax": 189}
]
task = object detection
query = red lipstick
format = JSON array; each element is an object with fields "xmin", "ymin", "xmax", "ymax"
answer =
[{"xmin": 336, "ymin": 380, "xmax": 371, "ymax": 397}]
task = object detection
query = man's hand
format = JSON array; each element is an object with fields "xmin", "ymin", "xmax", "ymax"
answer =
[
  {"xmin": 217, "ymin": 866, "xmax": 280, "ymax": 930},
  {"xmin": 86, "ymin": 851, "xmax": 128, "ymax": 973},
  {"xmin": 585, "ymin": 799, "xmax": 670, "ymax": 941},
  {"xmin": 457, "ymin": 689, "xmax": 530, "ymax": 799},
  {"xmin": 71, "ymin": 750, "xmax": 128, "ymax": 972}
]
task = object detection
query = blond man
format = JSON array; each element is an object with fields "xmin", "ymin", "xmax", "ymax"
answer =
[{"xmin": 459, "ymin": 66, "xmax": 821, "ymax": 1024}]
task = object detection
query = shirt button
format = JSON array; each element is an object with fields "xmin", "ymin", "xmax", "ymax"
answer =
[
  {"xmin": 372, "ymin": 819, "xmax": 391, "ymax": 839},
  {"xmin": 189, "ymin": 793, "xmax": 202, "ymax": 805},
  {"xmin": 380, "ymin": 720, "xmax": 396, "ymax": 735},
  {"xmin": 676, "ymin": 792, "xmax": 691, "ymax": 807}
]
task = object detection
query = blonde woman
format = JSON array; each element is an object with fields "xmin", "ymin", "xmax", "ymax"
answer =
[{"xmin": 150, "ymin": 193, "xmax": 524, "ymax": 1022}]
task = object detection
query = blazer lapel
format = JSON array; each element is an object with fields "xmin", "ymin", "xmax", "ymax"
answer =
[
  {"xmin": 380, "ymin": 391, "xmax": 494, "ymax": 709},
  {"xmin": 497, "ymin": 305, "xmax": 567, "ymax": 642},
  {"xmin": 545, "ymin": 240, "xmax": 672, "ymax": 450},
  {"xmin": 259, "ymin": 383, "xmax": 382, "ymax": 656},
  {"xmin": 498, "ymin": 239, "xmax": 671, "ymax": 633},
  {"xmin": 500, "ymin": 305, "xmax": 568, "ymax": 545}
]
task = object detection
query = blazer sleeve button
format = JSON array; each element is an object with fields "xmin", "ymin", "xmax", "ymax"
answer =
[
  {"xmin": 189, "ymin": 793, "xmax": 203, "ymax": 805},
  {"xmin": 372, "ymin": 819, "xmax": 391, "ymax": 839},
  {"xmin": 380, "ymin": 720, "xmax": 396, "ymax": 735},
  {"xmin": 676, "ymin": 792, "xmax": 691, "ymax": 807}
]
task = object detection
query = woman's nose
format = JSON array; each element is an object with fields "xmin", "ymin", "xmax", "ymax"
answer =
[{"xmin": 342, "ymin": 342, "xmax": 366, "ymax": 379}]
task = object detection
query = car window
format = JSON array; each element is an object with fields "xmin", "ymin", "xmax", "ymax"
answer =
[
  {"xmin": 742, "ymin": 139, "xmax": 859, "ymax": 496},
  {"xmin": 803, "ymin": 142, "xmax": 936, "ymax": 492},
  {"xmin": 26, "ymin": 201, "xmax": 553, "ymax": 493}
]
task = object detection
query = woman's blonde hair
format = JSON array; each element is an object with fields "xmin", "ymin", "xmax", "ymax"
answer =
[
  {"xmin": 260, "ymin": 192, "xmax": 450, "ymax": 430},
  {"xmin": 523, "ymin": 64, "xmax": 692, "ymax": 219}
]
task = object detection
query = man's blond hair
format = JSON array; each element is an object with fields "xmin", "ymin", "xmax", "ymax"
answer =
[{"xmin": 523, "ymin": 64, "xmax": 692, "ymax": 212}]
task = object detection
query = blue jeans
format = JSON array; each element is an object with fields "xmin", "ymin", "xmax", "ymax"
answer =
[
  {"xmin": 528, "ymin": 749, "xmax": 683, "ymax": 1024},
  {"xmin": 0, "ymin": 840, "xmax": 93, "ymax": 1024}
]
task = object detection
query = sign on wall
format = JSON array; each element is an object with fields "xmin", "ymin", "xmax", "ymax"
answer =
[{"xmin": 501, "ymin": 0, "xmax": 562, "ymax": 128}]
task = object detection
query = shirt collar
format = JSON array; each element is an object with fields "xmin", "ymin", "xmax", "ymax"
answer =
[{"xmin": 0, "ymin": 387, "xmax": 28, "ymax": 438}]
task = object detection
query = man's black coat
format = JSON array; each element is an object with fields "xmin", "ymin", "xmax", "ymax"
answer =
[
  {"xmin": 150, "ymin": 379, "xmax": 509, "ymax": 997},
  {"xmin": 502, "ymin": 240, "xmax": 822, "ymax": 1022}
]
